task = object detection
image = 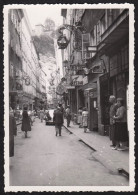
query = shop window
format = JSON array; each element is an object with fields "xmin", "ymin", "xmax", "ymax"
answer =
[{"xmin": 82, "ymin": 33, "xmax": 91, "ymax": 59}]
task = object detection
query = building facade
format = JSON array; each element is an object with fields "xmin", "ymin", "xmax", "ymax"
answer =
[
  {"xmin": 60, "ymin": 9, "xmax": 129, "ymax": 135},
  {"xmin": 9, "ymin": 9, "xmax": 47, "ymax": 111}
]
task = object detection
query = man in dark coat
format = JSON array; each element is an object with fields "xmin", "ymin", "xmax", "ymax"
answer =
[
  {"xmin": 109, "ymin": 95, "xmax": 117, "ymax": 148},
  {"xmin": 9, "ymin": 107, "xmax": 17, "ymax": 157},
  {"xmin": 53, "ymin": 105, "xmax": 64, "ymax": 136}
]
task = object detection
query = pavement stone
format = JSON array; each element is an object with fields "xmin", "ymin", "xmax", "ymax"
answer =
[{"xmin": 63, "ymin": 120, "xmax": 129, "ymax": 175}]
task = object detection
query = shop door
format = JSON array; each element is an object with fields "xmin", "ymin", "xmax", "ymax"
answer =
[{"xmin": 90, "ymin": 98, "xmax": 98, "ymax": 131}]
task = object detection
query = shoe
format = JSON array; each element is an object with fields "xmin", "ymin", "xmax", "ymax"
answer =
[
  {"xmin": 110, "ymin": 144, "xmax": 116, "ymax": 147},
  {"xmin": 55, "ymin": 132, "xmax": 57, "ymax": 136},
  {"xmin": 111, "ymin": 147, "xmax": 118, "ymax": 150},
  {"xmin": 59, "ymin": 134, "xmax": 61, "ymax": 136}
]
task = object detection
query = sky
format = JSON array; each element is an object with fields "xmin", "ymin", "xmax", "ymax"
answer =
[{"xmin": 26, "ymin": 6, "xmax": 63, "ymax": 30}]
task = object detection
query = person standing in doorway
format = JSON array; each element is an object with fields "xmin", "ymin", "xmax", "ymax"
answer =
[
  {"xmin": 53, "ymin": 105, "xmax": 64, "ymax": 136},
  {"xmin": 113, "ymin": 98, "xmax": 128, "ymax": 151},
  {"xmin": 82, "ymin": 107, "xmax": 89, "ymax": 133},
  {"xmin": 65, "ymin": 105, "xmax": 71, "ymax": 127},
  {"xmin": 109, "ymin": 95, "xmax": 117, "ymax": 148}
]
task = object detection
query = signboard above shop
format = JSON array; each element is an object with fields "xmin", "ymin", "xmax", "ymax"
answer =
[
  {"xmin": 70, "ymin": 64, "xmax": 86, "ymax": 71},
  {"xmin": 71, "ymin": 75, "xmax": 83, "ymax": 86}
]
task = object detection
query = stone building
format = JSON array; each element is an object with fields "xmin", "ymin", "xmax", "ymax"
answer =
[
  {"xmin": 60, "ymin": 9, "xmax": 129, "ymax": 135},
  {"xmin": 9, "ymin": 9, "xmax": 47, "ymax": 110}
]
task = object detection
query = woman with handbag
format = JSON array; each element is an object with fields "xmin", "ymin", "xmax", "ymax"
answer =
[{"xmin": 21, "ymin": 107, "xmax": 31, "ymax": 138}]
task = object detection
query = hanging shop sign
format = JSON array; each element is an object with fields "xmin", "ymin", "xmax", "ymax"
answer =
[
  {"xmin": 56, "ymin": 84, "xmax": 66, "ymax": 95},
  {"xmin": 70, "ymin": 64, "xmax": 86, "ymax": 71},
  {"xmin": 57, "ymin": 35, "xmax": 69, "ymax": 49},
  {"xmin": 83, "ymin": 76, "xmax": 88, "ymax": 85},
  {"xmin": 91, "ymin": 64, "xmax": 105, "ymax": 74},
  {"xmin": 86, "ymin": 46, "xmax": 97, "ymax": 53},
  {"xmin": 71, "ymin": 75, "xmax": 83, "ymax": 86}
]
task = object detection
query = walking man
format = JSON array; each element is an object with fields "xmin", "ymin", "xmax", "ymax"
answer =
[
  {"xmin": 53, "ymin": 105, "xmax": 64, "ymax": 136},
  {"xmin": 109, "ymin": 95, "xmax": 117, "ymax": 148},
  {"xmin": 65, "ymin": 105, "xmax": 71, "ymax": 127}
]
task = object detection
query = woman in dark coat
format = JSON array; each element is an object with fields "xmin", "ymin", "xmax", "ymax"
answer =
[
  {"xmin": 21, "ymin": 107, "xmax": 31, "ymax": 138},
  {"xmin": 9, "ymin": 107, "xmax": 17, "ymax": 157},
  {"xmin": 113, "ymin": 98, "xmax": 128, "ymax": 151}
]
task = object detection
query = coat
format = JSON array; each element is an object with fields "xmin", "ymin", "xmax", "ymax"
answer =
[
  {"xmin": 9, "ymin": 114, "xmax": 17, "ymax": 157},
  {"xmin": 53, "ymin": 108, "xmax": 63, "ymax": 125},
  {"xmin": 21, "ymin": 111, "xmax": 31, "ymax": 132},
  {"xmin": 82, "ymin": 111, "xmax": 88, "ymax": 127}
]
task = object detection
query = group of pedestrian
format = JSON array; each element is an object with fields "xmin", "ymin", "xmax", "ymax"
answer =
[{"xmin": 109, "ymin": 95, "xmax": 128, "ymax": 151}]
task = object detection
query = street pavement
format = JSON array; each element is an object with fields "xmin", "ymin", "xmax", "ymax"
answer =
[
  {"xmin": 64, "ymin": 120, "xmax": 129, "ymax": 174},
  {"xmin": 10, "ymin": 118, "xmax": 129, "ymax": 186}
]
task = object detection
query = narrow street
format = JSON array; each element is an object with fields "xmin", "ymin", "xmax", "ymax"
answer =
[{"xmin": 10, "ymin": 118, "xmax": 128, "ymax": 186}]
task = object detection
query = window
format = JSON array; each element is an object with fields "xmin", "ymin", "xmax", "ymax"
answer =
[
  {"xmin": 100, "ymin": 14, "xmax": 106, "ymax": 34},
  {"xmin": 97, "ymin": 21, "xmax": 101, "ymax": 44},
  {"xmin": 107, "ymin": 9, "xmax": 122, "ymax": 27},
  {"xmin": 90, "ymin": 26, "xmax": 97, "ymax": 58},
  {"xmin": 10, "ymin": 62, "xmax": 14, "ymax": 77},
  {"xmin": 82, "ymin": 33, "xmax": 91, "ymax": 59},
  {"xmin": 91, "ymin": 25, "xmax": 97, "ymax": 46}
]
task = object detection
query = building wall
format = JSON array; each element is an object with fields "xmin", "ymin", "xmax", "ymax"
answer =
[
  {"xmin": 61, "ymin": 8, "xmax": 129, "ymax": 135},
  {"xmin": 9, "ymin": 9, "xmax": 45, "ymax": 110}
]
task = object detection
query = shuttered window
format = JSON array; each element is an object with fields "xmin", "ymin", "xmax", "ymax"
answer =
[{"xmin": 82, "ymin": 33, "xmax": 91, "ymax": 59}]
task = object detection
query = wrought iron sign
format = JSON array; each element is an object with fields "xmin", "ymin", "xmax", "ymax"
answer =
[
  {"xmin": 57, "ymin": 35, "xmax": 69, "ymax": 49},
  {"xmin": 91, "ymin": 64, "xmax": 105, "ymax": 74}
]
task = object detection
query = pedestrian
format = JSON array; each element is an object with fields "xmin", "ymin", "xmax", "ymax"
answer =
[
  {"xmin": 109, "ymin": 95, "xmax": 118, "ymax": 148},
  {"xmin": 53, "ymin": 105, "xmax": 64, "ymax": 136},
  {"xmin": 9, "ymin": 107, "xmax": 17, "ymax": 157},
  {"xmin": 21, "ymin": 107, "xmax": 31, "ymax": 138},
  {"xmin": 65, "ymin": 105, "xmax": 71, "ymax": 127},
  {"xmin": 82, "ymin": 107, "xmax": 89, "ymax": 133},
  {"xmin": 39, "ymin": 108, "xmax": 44, "ymax": 122},
  {"xmin": 77, "ymin": 107, "xmax": 83, "ymax": 128},
  {"xmin": 113, "ymin": 98, "xmax": 128, "ymax": 151}
]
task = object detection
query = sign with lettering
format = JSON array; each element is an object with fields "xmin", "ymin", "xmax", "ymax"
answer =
[
  {"xmin": 71, "ymin": 75, "xmax": 83, "ymax": 86},
  {"xmin": 70, "ymin": 64, "xmax": 86, "ymax": 71}
]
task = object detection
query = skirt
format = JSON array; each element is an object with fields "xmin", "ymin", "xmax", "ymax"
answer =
[{"xmin": 114, "ymin": 122, "xmax": 128, "ymax": 142}]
